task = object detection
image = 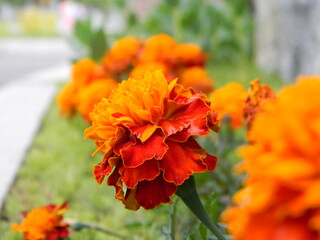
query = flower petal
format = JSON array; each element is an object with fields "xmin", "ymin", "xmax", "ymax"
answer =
[
  {"xmin": 135, "ymin": 175, "xmax": 177, "ymax": 210},
  {"xmin": 120, "ymin": 133, "xmax": 168, "ymax": 168},
  {"xmin": 129, "ymin": 124, "xmax": 158, "ymax": 142},
  {"xmin": 120, "ymin": 159, "xmax": 160, "ymax": 189},
  {"xmin": 160, "ymin": 139, "xmax": 208, "ymax": 185}
]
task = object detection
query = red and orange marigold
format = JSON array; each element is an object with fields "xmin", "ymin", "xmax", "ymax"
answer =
[
  {"xmin": 222, "ymin": 77, "xmax": 320, "ymax": 240},
  {"xmin": 84, "ymin": 70, "xmax": 219, "ymax": 210},
  {"xmin": 11, "ymin": 202, "xmax": 69, "ymax": 240}
]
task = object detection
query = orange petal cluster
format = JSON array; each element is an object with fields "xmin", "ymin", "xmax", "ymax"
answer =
[
  {"xmin": 222, "ymin": 77, "xmax": 320, "ymax": 240},
  {"xmin": 56, "ymin": 58, "xmax": 118, "ymax": 121},
  {"xmin": 57, "ymin": 34, "xmax": 214, "ymax": 122},
  {"xmin": 84, "ymin": 70, "xmax": 219, "ymax": 210},
  {"xmin": 210, "ymin": 82, "xmax": 247, "ymax": 129},
  {"xmin": 11, "ymin": 203, "xmax": 69, "ymax": 240},
  {"xmin": 243, "ymin": 79, "xmax": 276, "ymax": 129},
  {"xmin": 128, "ymin": 34, "xmax": 213, "ymax": 93}
]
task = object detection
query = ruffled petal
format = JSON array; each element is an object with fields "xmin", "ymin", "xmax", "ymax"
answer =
[
  {"xmin": 160, "ymin": 139, "xmax": 209, "ymax": 185},
  {"xmin": 120, "ymin": 159, "xmax": 160, "ymax": 189},
  {"xmin": 129, "ymin": 124, "xmax": 158, "ymax": 142},
  {"xmin": 107, "ymin": 165, "xmax": 124, "ymax": 202},
  {"xmin": 135, "ymin": 175, "xmax": 177, "ymax": 210},
  {"xmin": 120, "ymin": 133, "xmax": 168, "ymax": 168}
]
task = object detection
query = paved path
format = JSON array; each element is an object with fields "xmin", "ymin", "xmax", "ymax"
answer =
[{"xmin": 0, "ymin": 38, "xmax": 72, "ymax": 210}]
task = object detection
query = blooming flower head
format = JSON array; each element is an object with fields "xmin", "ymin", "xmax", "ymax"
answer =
[
  {"xmin": 138, "ymin": 34, "xmax": 177, "ymax": 64},
  {"xmin": 210, "ymin": 82, "xmax": 247, "ymax": 129},
  {"xmin": 76, "ymin": 78, "xmax": 118, "ymax": 121},
  {"xmin": 11, "ymin": 202, "xmax": 69, "ymax": 240},
  {"xmin": 56, "ymin": 58, "xmax": 107, "ymax": 118},
  {"xmin": 71, "ymin": 58, "xmax": 106, "ymax": 86},
  {"xmin": 243, "ymin": 79, "xmax": 276, "ymax": 129},
  {"xmin": 171, "ymin": 43, "xmax": 207, "ymax": 67},
  {"xmin": 179, "ymin": 67, "xmax": 214, "ymax": 93},
  {"xmin": 103, "ymin": 37, "xmax": 142, "ymax": 73},
  {"xmin": 222, "ymin": 77, "xmax": 320, "ymax": 240},
  {"xmin": 129, "ymin": 62, "xmax": 169, "ymax": 79},
  {"xmin": 85, "ymin": 70, "xmax": 219, "ymax": 210}
]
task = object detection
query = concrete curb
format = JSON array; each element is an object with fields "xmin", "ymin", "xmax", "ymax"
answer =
[{"xmin": 0, "ymin": 63, "xmax": 70, "ymax": 210}]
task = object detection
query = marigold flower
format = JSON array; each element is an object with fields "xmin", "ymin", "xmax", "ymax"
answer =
[
  {"xmin": 129, "ymin": 62, "xmax": 169, "ymax": 79},
  {"xmin": 210, "ymin": 83, "xmax": 247, "ymax": 129},
  {"xmin": 56, "ymin": 58, "xmax": 107, "ymax": 118},
  {"xmin": 171, "ymin": 43, "xmax": 207, "ymax": 67},
  {"xmin": 138, "ymin": 34, "xmax": 176, "ymax": 64},
  {"xmin": 71, "ymin": 58, "xmax": 106, "ymax": 86},
  {"xmin": 243, "ymin": 79, "xmax": 276, "ymax": 129},
  {"xmin": 222, "ymin": 77, "xmax": 320, "ymax": 240},
  {"xmin": 179, "ymin": 67, "xmax": 214, "ymax": 93},
  {"xmin": 84, "ymin": 70, "xmax": 219, "ymax": 210},
  {"xmin": 77, "ymin": 78, "xmax": 118, "ymax": 122},
  {"xmin": 103, "ymin": 37, "xmax": 141, "ymax": 73},
  {"xmin": 11, "ymin": 202, "xmax": 69, "ymax": 240}
]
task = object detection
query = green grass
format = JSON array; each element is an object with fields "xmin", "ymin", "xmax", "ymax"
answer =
[
  {"xmin": 209, "ymin": 59, "xmax": 284, "ymax": 90},
  {"xmin": 0, "ymin": 60, "xmax": 284, "ymax": 239},
  {"xmin": 0, "ymin": 104, "xmax": 174, "ymax": 240}
]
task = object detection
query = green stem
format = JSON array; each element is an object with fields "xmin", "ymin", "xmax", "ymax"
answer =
[
  {"xmin": 69, "ymin": 221, "xmax": 127, "ymax": 239},
  {"xmin": 169, "ymin": 198, "xmax": 179, "ymax": 240},
  {"xmin": 176, "ymin": 176, "xmax": 226, "ymax": 240}
]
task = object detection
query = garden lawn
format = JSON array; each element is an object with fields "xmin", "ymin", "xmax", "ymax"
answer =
[
  {"xmin": 0, "ymin": 104, "xmax": 172, "ymax": 240},
  {"xmin": 0, "ymin": 60, "xmax": 283, "ymax": 240}
]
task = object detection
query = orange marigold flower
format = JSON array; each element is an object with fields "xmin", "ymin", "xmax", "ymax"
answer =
[
  {"xmin": 84, "ymin": 70, "xmax": 219, "ymax": 210},
  {"xmin": 243, "ymin": 79, "xmax": 276, "ymax": 129},
  {"xmin": 77, "ymin": 78, "xmax": 118, "ymax": 122},
  {"xmin": 11, "ymin": 202, "xmax": 69, "ymax": 240},
  {"xmin": 72, "ymin": 58, "xmax": 106, "ymax": 86},
  {"xmin": 210, "ymin": 82, "xmax": 247, "ymax": 129},
  {"xmin": 170, "ymin": 43, "xmax": 207, "ymax": 67},
  {"xmin": 138, "ymin": 34, "xmax": 176, "ymax": 64},
  {"xmin": 179, "ymin": 67, "xmax": 214, "ymax": 93},
  {"xmin": 129, "ymin": 62, "xmax": 169, "ymax": 79},
  {"xmin": 103, "ymin": 37, "xmax": 142, "ymax": 73},
  {"xmin": 56, "ymin": 58, "xmax": 107, "ymax": 117},
  {"xmin": 222, "ymin": 77, "xmax": 320, "ymax": 240},
  {"xmin": 56, "ymin": 82, "xmax": 77, "ymax": 116}
]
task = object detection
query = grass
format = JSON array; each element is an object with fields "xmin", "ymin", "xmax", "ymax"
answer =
[
  {"xmin": 0, "ymin": 60, "xmax": 284, "ymax": 239},
  {"xmin": 209, "ymin": 59, "xmax": 284, "ymax": 90},
  {"xmin": 0, "ymin": 104, "xmax": 173, "ymax": 240}
]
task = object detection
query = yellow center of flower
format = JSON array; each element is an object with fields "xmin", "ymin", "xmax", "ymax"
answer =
[{"xmin": 109, "ymin": 70, "xmax": 176, "ymax": 125}]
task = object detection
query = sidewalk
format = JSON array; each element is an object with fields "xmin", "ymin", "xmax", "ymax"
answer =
[{"xmin": 0, "ymin": 62, "xmax": 70, "ymax": 210}]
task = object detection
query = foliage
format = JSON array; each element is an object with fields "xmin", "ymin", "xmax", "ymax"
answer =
[
  {"xmin": 126, "ymin": 0, "xmax": 253, "ymax": 64},
  {"xmin": 68, "ymin": 19, "xmax": 108, "ymax": 61}
]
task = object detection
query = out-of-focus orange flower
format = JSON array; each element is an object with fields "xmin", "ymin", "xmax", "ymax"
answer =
[
  {"xmin": 72, "ymin": 58, "xmax": 106, "ymax": 86},
  {"xmin": 77, "ymin": 78, "xmax": 118, "ymax": 122},
  {"xmin": 56, "ymin": 82, "xmax": 77, "ymax": 116},
  {"xmin": 179, "ymin": 67, "xmax": 214, "ymax": 93},
  {"xmin": 210, "ymin": 83, "xmax": 247, "ymax": 129},
  {"xmin": 222, "ymin": 77, "xmax": 320, "ymax": 240},
  {"xmin": 170, "ymin": 44, "xmax": 207, "ymax": 67},
  {"xmin": 56, "ymin": 58, "xmax": 109, "ymax": 119},
  {"xmin": 243, "ymin": 79, "xmax": 276, "ymax": 129},
  {"xmin": 11, "ymin": 202, "xmax": 69, "ymax": 240},
  {"xmin": 138, "ymin": 34, "xmax": 176, "ymax": 64},
  {"xmin": 103, "ymin": 37, "xmax": 141, "ymax": 73},
  {"xmin": 84, "ymin": 70, "xmax": 219, "ymax": 210},
  {"xmin": 129, "ymin": 62, "xmax": 169, "ymax": 79}
]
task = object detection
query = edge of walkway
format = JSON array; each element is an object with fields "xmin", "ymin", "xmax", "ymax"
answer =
[{"xmin": 0, "ymin": 62, "xmax": 70, "ymax": 211}]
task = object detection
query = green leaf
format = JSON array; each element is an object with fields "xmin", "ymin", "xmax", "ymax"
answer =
[{"xmin": 90, "ymin": 29, "xmax": 108, "ymax": 61}]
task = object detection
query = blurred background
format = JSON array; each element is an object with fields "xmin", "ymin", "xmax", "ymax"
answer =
[{"xmin": 1, "ymin": 0, "xmax": 319, "ymax": 83}]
